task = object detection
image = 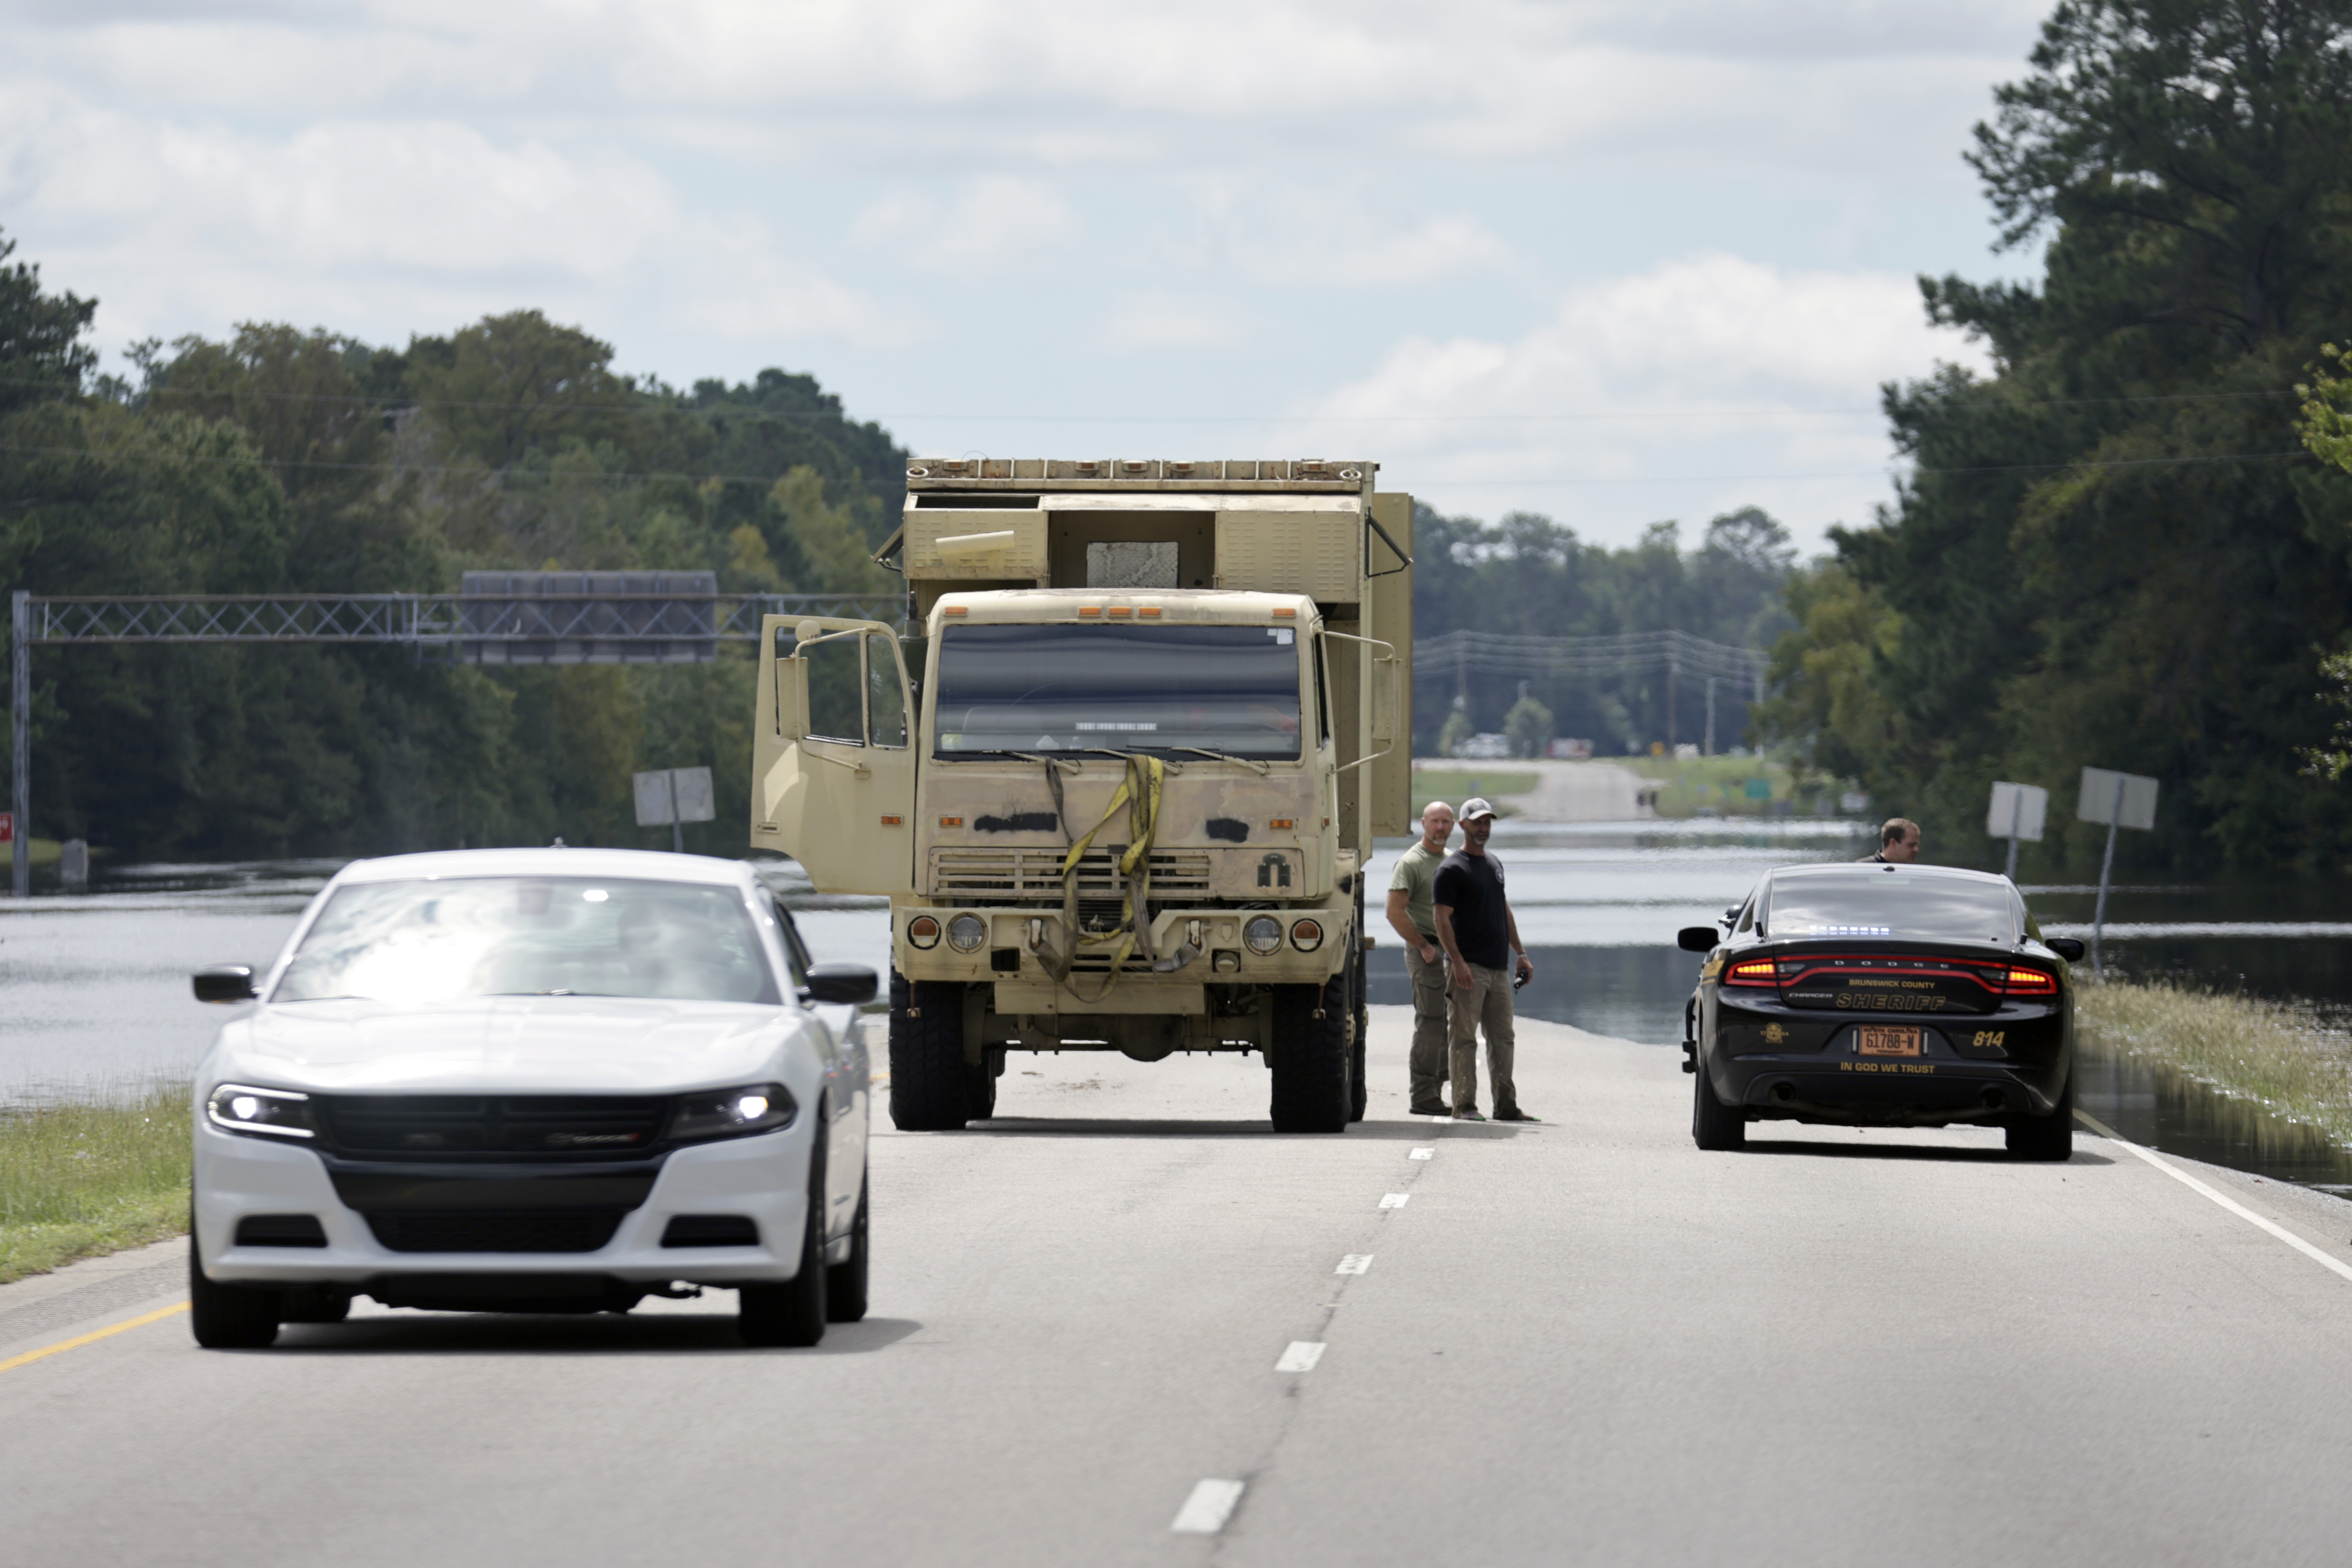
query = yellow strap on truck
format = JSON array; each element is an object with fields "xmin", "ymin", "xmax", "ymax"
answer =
[{"xmin": 1045, "ymin": 754, "xmax": 1164, "ymax": 1002}]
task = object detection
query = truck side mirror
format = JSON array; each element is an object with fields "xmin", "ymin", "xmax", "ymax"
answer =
[
  {"xmin": 193, "ymin": 965, "xmax": 257, "ymax": 1004},
  {"xmin": 1371, "ymin": 652, "xmax": 1399, "ymax": 742},
  {"xmin": 775, "ymin": 636, "xmax": 810, "ymax": 740},
  {"xmin": 1676, "ymin": 927, "xmax": 1720, "ymax": 954}
]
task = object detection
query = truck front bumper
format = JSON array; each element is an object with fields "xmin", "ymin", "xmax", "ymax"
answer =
[{"xmin": 893, "ymin": 891, "xmax": 1356, "ymax": 995}]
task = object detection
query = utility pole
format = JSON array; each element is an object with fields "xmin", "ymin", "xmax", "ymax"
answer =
[
  {"xmin": 1666, "ymin": 651, "xmax": 1679, "ymax": 753},
  {"xmin": 12, "ymin": 591, "xmax": 28, "ymax": 900},
  {"xmin": 1704, "ymin": 676, "xmax": 1716, "ymax": 758}
]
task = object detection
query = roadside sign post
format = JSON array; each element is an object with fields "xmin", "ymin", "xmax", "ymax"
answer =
[
  {"xmin": 1985, "ymin": 781, "xmax": 2048, "ymax": 882},
  {"xmin": 633, "ymin": 766, "xmax": 717, "ymax": 852},
  {"xmin": 2077, "ymin": 767, "xmax": 2159, "ymax": 979}
]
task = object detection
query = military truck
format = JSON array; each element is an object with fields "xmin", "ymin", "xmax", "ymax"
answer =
[{"xmin": 751, "ymin": 458, "xmax": 1413, "ymax": 1133}]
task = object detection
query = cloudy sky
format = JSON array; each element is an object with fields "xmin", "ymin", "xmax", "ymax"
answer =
[{"xmin": 0, "ymin": 0, "xmax": 2052, "ymax": 550}]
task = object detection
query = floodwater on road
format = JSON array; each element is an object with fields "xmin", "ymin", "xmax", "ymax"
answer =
[{"xmin": 4, "ymin": 830, "xmax": 2350, "ymax": 1193}]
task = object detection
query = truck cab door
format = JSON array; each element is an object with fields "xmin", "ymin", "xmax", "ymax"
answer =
[{"xmin": 752, "ymin": 615, "xmax": 917, "ymax": 895}]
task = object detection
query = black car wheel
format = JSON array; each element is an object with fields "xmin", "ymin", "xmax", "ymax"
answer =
[
  {"xmin": 740, "ymin": 1125, "xmax": 828, "ymax": 1347},
  {"xmin": 188, "ymin": 1219, "xmax": 282, "ymax": 1350},
  {"xmin": 826, "ymin": 1164, "xmax": 870, "ymax": 1323},
  {"xmin": 2005, "ymin": 1071, "xmax": 2074, "ymax": 1161},
  {"xmin": 1691, "ymin": 1061, "xmax": 1747, "ymax": 1151}
]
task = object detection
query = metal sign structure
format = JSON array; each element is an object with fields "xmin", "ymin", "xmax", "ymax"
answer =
[
  {"xmin": 7, "ymin": 588, "xmax": 908, "ymax": 898},
  {"xmin": 633, "ymin": 767, "xmax": 717, "ymax": 853},
  {"xmin": 2076, "ymin": 766, "xmax": 2160, "ymax": 977},
  {"xmin": 1985, "ymin": 781, "xmax": 2049, "ymax": 881}
]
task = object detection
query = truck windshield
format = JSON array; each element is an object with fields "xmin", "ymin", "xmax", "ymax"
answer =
[
  {"xmin": 933, "ymin": 623, "xmax": 1304, "ymax": 760},
  {"xmin": 273, "ymin": 877, "xmax": 782, "ymax": 1005}
]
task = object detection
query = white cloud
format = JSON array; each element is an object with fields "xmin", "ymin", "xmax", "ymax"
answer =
[
  {"xmin": 849, "ymin": 176, "xmax": 1077, "ymax": 274},
  {"xmin": 1299, "ymin": 254, "xmax": 1988, "ymax": 546},
  {"xmin": 1098, "ymin": 291, "xmax": 1245, "ymax": 349}
]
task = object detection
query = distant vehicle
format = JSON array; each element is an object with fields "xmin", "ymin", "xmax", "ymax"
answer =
[
  {"xmin": 185, "ymin": 848, "xmax": 876, "ymax": 1349},
  {"xmin": 1677, "ymin": 863, "xmax": 2084, "ymax": 1159},
  {"xmin": 1453, "ymin": 732, "xmax": 1511, "ymax": 759}
]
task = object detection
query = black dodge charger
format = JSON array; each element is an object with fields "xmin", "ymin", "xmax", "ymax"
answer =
[{"xmin": 1678, "ymin": 862, "xmax": 2084, "ymax": 1159}]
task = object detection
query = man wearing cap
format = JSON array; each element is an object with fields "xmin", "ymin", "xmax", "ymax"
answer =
[
  {"xmin": 1385, "ymin": 799, "xmax": 1457, "ymax": 1117},
  {"xmin": 1431, "ymin": 798, "xmax": 1537, "ymax": 1122}
]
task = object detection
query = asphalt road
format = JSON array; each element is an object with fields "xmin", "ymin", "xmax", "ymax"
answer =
[{"xmin": 8, "ymin": 1009, "xmax": 2352, "ymax": 1566}]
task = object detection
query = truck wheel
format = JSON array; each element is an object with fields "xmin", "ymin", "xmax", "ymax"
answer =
[
  {"xmin": 1270, "ymin": 973, "xmax": 1352, "ymax": 1133},
  {"xmin": 1347, "ymin": 935, "xmax": 1368, "ymax": 1123},
  {"xmin": 188, "ymin": 1227, "xmax": 282, "ymax": 1349},
  {"xmin": 889, "ymin": 975, "xmax": 972, "ymax": 1132},
  {"xmin": 1691, "ymin": 1059, "xmax": 1747, "ymax": 1151},
  {"xmin": 2006, "ymin": 1071, "xmax": 2074, "ymax": 1161},
  {"xmin": 741, "ymin": 1127, "xmax": 828, "ymax": 1346},
  {"xmin": 826, "ymin": 1165, "xmax": 870, "ymax": 1323},
  {"xmin": 965, "ymin": 1053, "xmax": 997, "ymax": 1121}
]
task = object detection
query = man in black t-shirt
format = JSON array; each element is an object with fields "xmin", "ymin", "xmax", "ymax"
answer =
[{"xmin": 1431, "ymin": 798, "xmax": 1537, "ymax": 1122}]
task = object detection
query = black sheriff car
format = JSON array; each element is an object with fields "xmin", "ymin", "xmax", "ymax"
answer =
[{"xmin": 1678, "ymin": 863, "xmax": 2084, "ymax": 1159}]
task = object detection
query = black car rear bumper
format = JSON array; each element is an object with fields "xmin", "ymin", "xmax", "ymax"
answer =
[{"xmin": 1707, "ymin": 1051, "xmax": 2065, "ymax": 1125}]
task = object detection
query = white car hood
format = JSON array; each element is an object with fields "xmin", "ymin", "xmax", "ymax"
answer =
[{"xmin": 213, "ymin": 996, "xmax": 799, "ymax": 1096}]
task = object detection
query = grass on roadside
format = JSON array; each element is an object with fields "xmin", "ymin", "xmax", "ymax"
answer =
[
  {"xmin": 2074, "ymin": 980, "xmax": 2352, "ymax": 1145},
  {"xmin": 0, "ymin": 1087, "xmax": 191, "ymax": 1285}
]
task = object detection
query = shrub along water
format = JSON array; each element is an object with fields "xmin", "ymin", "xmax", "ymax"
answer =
[
  {"xmin": 0, "ymin": 1087, "xmax": 190, "ymax": 1285},
  {"xmin": 2075, "ymin": 981, "xmax": 2352, "ymax": 1147}
]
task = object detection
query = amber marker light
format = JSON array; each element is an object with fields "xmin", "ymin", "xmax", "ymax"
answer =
[
  {"xmin": 1077, "ymin": 607, "xmax": 1103, "ymax": 617},
  {"xmin": 1272, "ymin": 607, "xmax": 1297, "ymax": 618},
  {"xmin": 943, "ymin": 606, "xmax": 969, "ymax": 616},
  {"xmin": 1289, "ymin": 919, "xmax": 1324, "ymax": 951},
  {"xmin": 1107, "ymin": 606, "xmax": 1133, "ymax": 617},
  {"xmin": 1269, "ymin": 818, "xmax": 1295, "ymax": 829},
  {"xmin": 1138, "ymin": 607, "xmax": 1163, "ymax": 617},
  {"xmin": 907, "ymin": 916, "xmax": 941, "ymax": 949},
  {"xmin": 880, "ymin": 815, "xmax": 903, "ymax": 826},
  {"xmin": 939, "ymin": 816, "xmax": 964, "ymax": 827}
]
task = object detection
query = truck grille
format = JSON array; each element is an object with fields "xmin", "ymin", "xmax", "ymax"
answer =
[
  {"xmin": 931, "ymin": 847, "xmax": 1214, "ymax": 900},
  {"xmin": 363, "ymin": 1210, "xmax": 627, "ymax": 1253},
  {"xmin": 315, "ymin": 1095, "xmax": 672, "ymax": 1162}
]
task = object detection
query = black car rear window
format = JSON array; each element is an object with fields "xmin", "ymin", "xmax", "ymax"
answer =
[{"xmin": 1762, "ymin": 874, "xmax": 2019, "ymax": 944}]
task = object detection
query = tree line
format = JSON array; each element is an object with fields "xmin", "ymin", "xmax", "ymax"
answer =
[{"xmin": 0, "ymin": 239, "xmax": 906, "ymax": 862}]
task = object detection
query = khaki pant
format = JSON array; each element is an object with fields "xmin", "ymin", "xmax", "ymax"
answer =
[
  {"xmin": 1405, "ymin": 937, "xmax": 1450, "ymax": 1109},
  {"xmin": 1447, "ymin": 961, "xmax": 1519, "ymax": 1117}
]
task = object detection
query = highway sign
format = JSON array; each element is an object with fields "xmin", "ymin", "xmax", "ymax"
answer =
[
  {"xmin": 1986, "ymin": 781, "xmax": 2048, "ymax": 843},
  {"xmin": 2078, "ymin": 767, "xmax": 2158, "ymax": 830},
  {"xmin": 634, "ymin": 767, "xmax": 716, "ymax": 828}
]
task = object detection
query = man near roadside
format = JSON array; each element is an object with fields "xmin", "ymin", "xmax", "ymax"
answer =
[
  {"xmin": 1432, "ymin": 798, "xmax": 1537, "ymax": 1123},
  {"xmin": 1862, "ymin": 818, "xmax": 1921, "ymax": 864},
  {"xmin": 1385, "ymin": 800, "xmax": 1457, "ymax": 1117}
]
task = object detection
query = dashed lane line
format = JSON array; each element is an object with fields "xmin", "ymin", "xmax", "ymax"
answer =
[
  {"xmin": 1335, "ymin": 1255, "xmax": 1372, "ymax": 1275},
  {"xmin": 1171, "ymin": 1479, "xmax": 1247, "ymax": 1534},
  {"xmin": 2075, "ymin": 1109, "xmax": 2352, "ymax": 1286},
  {"xmin": 1409, "ymin": 1147, "xmax": 1434, "ymax": 1160},
  {"xmin": 1274, "ymin": 1341, "xmax": 1326, "ymax": 1373},
  {"xmin": 0, "ymin": 1301, "xmax": 188, "ymax": 1376},
  {"xmin": 1378, "ymin": 1193, "xmax": 1409, "ymax": 1209}
]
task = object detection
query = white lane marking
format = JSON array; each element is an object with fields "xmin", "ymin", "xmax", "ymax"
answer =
[
  {"xmin": 1379, "ymin": 1193, "xmax": 1409, "ymax": 1209},
  {"xmin": 1171, "ymin": 1479, "xmax": 1246, "ymax": 1534},
  {"xmin": 1275, "ymin": 1341, "xmax": 1327, "ymax": 1372},
  {"xmin": 2076, "ymin": 1110, "xmax": 2352, "ymax": 1286},
  {"xmin": 1335, "ymin": 1254, "xmax": 1372, "ymax": 1275},
  {"xmin": 1409, "ymin": 1147, "xmax": 1434, "ymax": 1160}
]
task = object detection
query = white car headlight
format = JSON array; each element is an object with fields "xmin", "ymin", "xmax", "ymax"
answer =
[
  {"xmin": 206, "ymin": 1083, "xmax": 318, "ymax": 1140},
  {"xmin": 670, "ymin": 1083, "xmax": 798, "ymax": 1142}
]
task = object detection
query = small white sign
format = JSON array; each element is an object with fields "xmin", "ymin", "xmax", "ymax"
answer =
[
  {"xmin": 2077, "ymin": 767, "xmax": 2158, "ymax": 832},
  {"xmin": 634, "ymin": 767, "xmax": 716, "ymax": 827},
  {"xmin": 1986, "ymin": 781, "xmax": 2049, "ymax": 842}
]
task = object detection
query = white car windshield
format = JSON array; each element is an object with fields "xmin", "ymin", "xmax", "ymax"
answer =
[{"xmin": 274, "ymin": 877, "xmax": 781, "ymax": 1005}]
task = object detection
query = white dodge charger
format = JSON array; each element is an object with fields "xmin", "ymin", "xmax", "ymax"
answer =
[{"xmin": 187, "ymin": 848, "xmax": 875, "ymax": 1349}]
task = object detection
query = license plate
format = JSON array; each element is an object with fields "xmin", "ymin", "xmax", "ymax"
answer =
[{"xmin": 1855, "ymin": 1026, "xmax": 1922, "ymax": 1058}]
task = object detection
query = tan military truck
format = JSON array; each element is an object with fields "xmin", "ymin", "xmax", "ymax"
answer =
[{"xmin": 751, "ymin": 459, "xmax": 1413, "ymax": 1133}]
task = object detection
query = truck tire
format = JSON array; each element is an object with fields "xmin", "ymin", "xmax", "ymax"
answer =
[
  {"xmin": 2006, "ymin": 1070, "xmax": 2074, "ymax": 1161},
  {"xmin": 1270, "ymin": 973, "xmax": 1352, "ymax": 1134},
  {"xmin": 1347, "ymin": 936, "xmax": 1368, "ymax": 1123},
  {"xmin": 889, "ymin": 974, "xmax": 972, "ymax": 1132},
  {"xmin": 188, "ymin": 1222, "xmax": 281, "ymax": 1349},
  {"xmin": 966, "ymin": 1050, "xmax": 997, "ymax": 1122},
  {"xmin": 741, "ymin": 1124, "xmax": 828, "ymax": 1346}
]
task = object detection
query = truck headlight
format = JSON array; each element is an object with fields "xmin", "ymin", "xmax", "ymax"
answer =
[
  {"xmin": 206, "ymin": 1083, "xmax": 318, "ymax": 1140},
  {"xmin": 1245, "ymin": 917, "xmax": 1282, "ymax": 955},
  {"xmin": 1289, "ymin": 919, "xmax": 1323, "ymax": 952},
  {"xmin": 671, "ymin": 1083, "xmax": 798, "ymax": 1142},
  {"xmin": 907, "ymin": 915, "xmax": 941, "ymax": 949},
  {"xmin": 947, "ymin": 914, "xmax": 987, "ymax": 952}
]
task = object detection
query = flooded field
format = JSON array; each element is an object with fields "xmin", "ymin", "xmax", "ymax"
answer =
[{"xmin": 4, "ymin": 830, "xmax": 2349, "ymax": 1197}]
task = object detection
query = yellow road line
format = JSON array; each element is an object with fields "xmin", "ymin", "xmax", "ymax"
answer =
[{"xmin": 0, "ymin": 1301, "xmax": 189, "ymax": 1375}]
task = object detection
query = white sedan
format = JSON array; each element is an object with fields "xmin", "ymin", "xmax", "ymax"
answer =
[{"xmin": 187, "ymin": 848, "xmax": 875, "ymax": 1349}]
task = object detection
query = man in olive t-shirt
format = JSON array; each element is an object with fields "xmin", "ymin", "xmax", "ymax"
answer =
[{"xmin": 1385, "ymin": 800, "xmax": 1457, "ymax": 1116}]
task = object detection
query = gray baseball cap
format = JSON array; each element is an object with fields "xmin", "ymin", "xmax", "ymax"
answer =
[{"xmin": 1459, "ymin": 797, "xmax": 1498, "ymax": 822}]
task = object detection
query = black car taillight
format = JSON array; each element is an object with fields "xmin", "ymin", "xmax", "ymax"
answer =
[{"xmin": 1723, "ymin": 959, "xmax": 1779, "ymax": 988}]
